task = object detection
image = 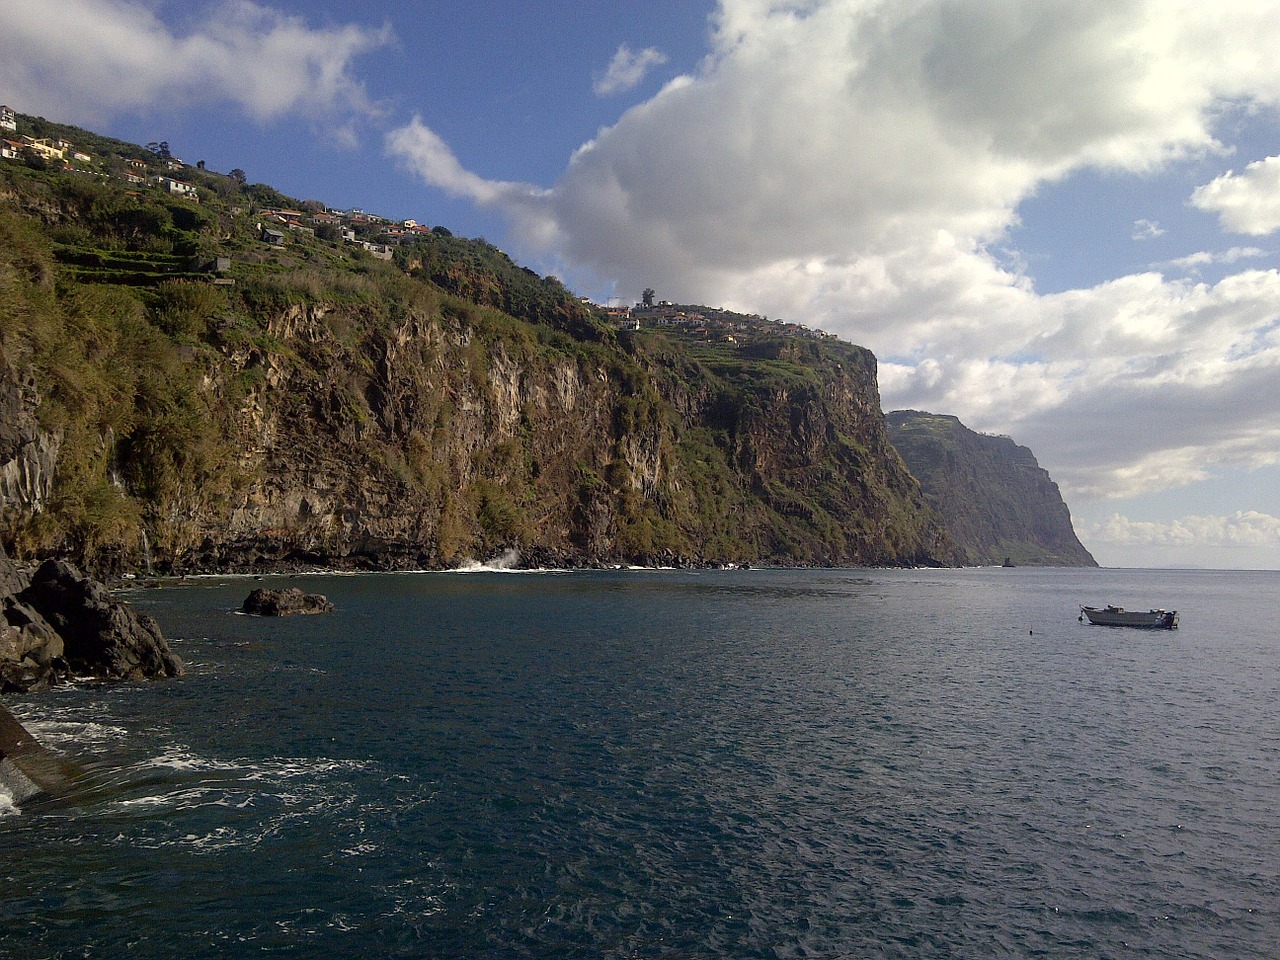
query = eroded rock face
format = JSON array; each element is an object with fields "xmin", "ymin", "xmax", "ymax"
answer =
[
  {"xmin": 241, "ymin": 587, "xmax": 334, "ymax": 617},
  {"xmin": 1, "ymin": 545, "xmax": 65, "ymax": 692},
  {"xmin": 14, "ymin": 559, "xmax": 184, "ymax": 683},
  {"xmin": 0, "ymin": 363, "xmax": 60, "ymax": 519}
]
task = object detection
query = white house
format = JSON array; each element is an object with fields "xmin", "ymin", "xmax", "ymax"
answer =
[
  {"xmin": 152, "ymin": 175, "xmax": 198, "ymax": 200},
  {"xmin": 0, "ymin": 106, "xmax": 15, "ymax": 133}
]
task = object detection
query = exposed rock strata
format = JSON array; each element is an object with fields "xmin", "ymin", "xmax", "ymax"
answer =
[
  {"xmin": 0, "ymin": 363, "xmax": 59, "ymax": 518},
  {"xmin": 150, "ymin": 308, "xmax": 958, "ymax": 571}
]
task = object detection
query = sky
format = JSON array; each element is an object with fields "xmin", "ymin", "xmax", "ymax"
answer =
[{"xmin": 2, "ymin": 0, "xmax": 1279, "ymax": 569}]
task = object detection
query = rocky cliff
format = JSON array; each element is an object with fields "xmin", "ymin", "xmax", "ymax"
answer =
[
  {"xmin": 0, "ymin": 119, "xmax": 958, "ymax": 573},
  {"xmin": 75, "ymin": 293, "xmax": 955, "ymax": 570},
  {"xmin": 885, "ymin": 410, "xmax": 1096, "ymax": 567}
]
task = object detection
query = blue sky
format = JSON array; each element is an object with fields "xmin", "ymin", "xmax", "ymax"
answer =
[{"xmin": 3, "ymin": 0, "xmax": 1279, "ymax": 569}]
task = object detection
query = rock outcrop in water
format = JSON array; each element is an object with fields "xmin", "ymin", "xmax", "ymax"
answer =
[
  {"xmin": 0, "ymin": 546, "xmax": 183, "ymax": 692},
  {"xmin": 885, "ymin": 410, "xmax": 1096, "ymax": 567},
  {"xmin": 242, "ymin": 587, "xmax": 334, "ymax": 616}
]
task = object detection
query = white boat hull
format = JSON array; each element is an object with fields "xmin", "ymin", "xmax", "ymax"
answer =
[{"xmin": 1080, "ymin": 605, "xmax": 1178, "ymax": 629}]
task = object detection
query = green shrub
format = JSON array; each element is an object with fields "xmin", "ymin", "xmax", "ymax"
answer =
[{"xmin": 149, "ymin": 280, "xmax": 226, "ymax": 338}]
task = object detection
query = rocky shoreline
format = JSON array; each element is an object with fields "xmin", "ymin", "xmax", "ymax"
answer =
[
  {"xmin": 1, "ymin": 544, "xmax": 184, "ymax": 694},
  {"xmin": 1, "ymin": 537, "xmax": 943, "ymax": 694},
  {"xmin": 121, "ymin": 537, "xmax": 941, "ymax": 580}
]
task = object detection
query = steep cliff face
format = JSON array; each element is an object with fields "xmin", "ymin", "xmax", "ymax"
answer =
[
  {"xmin": 197, "ymin": 296, "xmax": 672, "ymax": 568},
  {"xmin": 173, "ymin": 295, "xmax": 956, "ymax": 571},
  {"xmin": 0, "ymin": 238, "xmax": 959, "ymax": 570},
  {"xmin": 885, "ymin": 410, "xmax": 1096, "ymax": 567}
]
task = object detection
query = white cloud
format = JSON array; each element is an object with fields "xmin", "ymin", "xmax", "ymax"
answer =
[
  {"xmin": 594, "ymin": 44, "xmax": 669, "ymax": 97},
  {"xmin": 1191, "ymin": 156, "xmax": 1280, "ymax": 235},
  {"xmin": 386, "ymin": 117, "xmax": 536, "ymax": 206},
  {"xmin": 1087, "ymin": 511, "xmax": 1280, "ymax": 548},
  {"xmin": 1159, "ymin": 246, "xmax": 1268, "ymax": 272},
  {"xmin": 1132, "ymin": 218, "xmax": 1164, "ymax": 240},
  {"xmin": 0, "ymin": 0, "xmax": 391, "ymax": 127}
]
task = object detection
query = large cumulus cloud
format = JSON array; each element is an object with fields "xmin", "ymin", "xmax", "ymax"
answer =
[{"xmin": 0, "ymin": 0, "xmax": 391, "ymax": 127}]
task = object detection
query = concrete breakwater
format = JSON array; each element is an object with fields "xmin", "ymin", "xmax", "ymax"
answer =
[{"xmin": 0, "ymin": 701, "xmax": 82, "ymax": 804}]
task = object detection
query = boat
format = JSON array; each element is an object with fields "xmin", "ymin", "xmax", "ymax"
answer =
[{"xmin": 1079, "ymin": 604, "xmax": 1178, "ymax": 629}]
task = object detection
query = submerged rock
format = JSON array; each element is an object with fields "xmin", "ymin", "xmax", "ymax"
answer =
[{"xmin": 242, "ymin": 587, "xmax": 334, "ymax": 617}]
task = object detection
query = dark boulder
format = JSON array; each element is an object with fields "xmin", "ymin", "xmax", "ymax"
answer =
[
  {"xmin": 0, "ymin": 595, "xmax": 68, "ymax": 692},
  {"xmin": 17, "ymin": 560, "xmax": 183, "ymax": 681},
  {"xmin": 0, "ymin": 543, "xmax": 29, "ymax": 597},
  {"xmin": 1, "ymin": 545, "xmax": 67, "ymax": 692},
  {"xmin": 242, "ymin": 587, "xmax": 334, "ymax": 617}
]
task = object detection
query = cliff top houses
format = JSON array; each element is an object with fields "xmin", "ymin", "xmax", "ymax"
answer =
[{"xmin": 1, "ymin": 105, "xmax": 203, "ymax": 201}]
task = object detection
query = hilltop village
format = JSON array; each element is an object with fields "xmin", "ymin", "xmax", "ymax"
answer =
[
  {"xmin": 601, "ymin": 300, "xmax": 837, "ymax": 344},
  {"xmin": 1, "ymin": 106, "xmax": 835, "ymax": 346}
]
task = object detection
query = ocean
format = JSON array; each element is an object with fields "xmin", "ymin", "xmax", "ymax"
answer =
[{"xmin": 2, "ymin": 565, "xmax": 1278, "ymax": 958}]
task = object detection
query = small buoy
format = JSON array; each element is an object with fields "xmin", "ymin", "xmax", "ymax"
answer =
[{"xmin": 1029, "ymin": 629, "xmax": 1033, "ymax": 635}]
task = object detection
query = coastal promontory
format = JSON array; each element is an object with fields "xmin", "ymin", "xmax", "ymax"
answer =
[{"xmin": 886, "ymin": 410, "xmax": 1097, "ymax": 567}]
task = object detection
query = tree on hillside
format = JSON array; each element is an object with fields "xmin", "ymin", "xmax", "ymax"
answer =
[
  {"xmin": 642, "ymin": 288, "xmax": 655, "ymax": 308},
  {"xmin": 229, "ymin": 168, "xmax": 247, "ymax": 184}
]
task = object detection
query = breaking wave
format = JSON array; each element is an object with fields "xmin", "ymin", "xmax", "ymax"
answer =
[{"xmin": 451, "ymin": 548, "xmax": 566, "ymax": 573}]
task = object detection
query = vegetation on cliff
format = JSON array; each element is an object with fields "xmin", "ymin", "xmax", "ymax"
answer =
[
  {"xmin": 0, "ymin": 113, "xmax": 958, "ymax": 572},
  {"xmin": 885, "ymin": 411, "xmax": 1096, "ymax": 567}
]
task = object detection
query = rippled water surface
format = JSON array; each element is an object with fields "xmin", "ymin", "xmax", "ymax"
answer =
[{"xmin": 3, "ymin": 567, "xmax": 1278, "ymax": 958}]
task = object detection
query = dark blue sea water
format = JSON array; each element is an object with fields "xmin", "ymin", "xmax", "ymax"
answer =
[{"xmin": 3, "ymin": 566, "xmax": 1278, "ymax": 959}]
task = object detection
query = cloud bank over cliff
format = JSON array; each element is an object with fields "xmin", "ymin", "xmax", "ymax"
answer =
[{"xmin": 386, "ymin": 0, "xmax": 1280, "ymax": 535}]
